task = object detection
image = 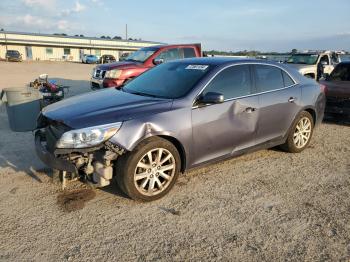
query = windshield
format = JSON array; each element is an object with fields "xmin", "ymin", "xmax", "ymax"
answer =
[
  {"xmin": 286, "ymin": 54, "xmax": 319, "ymax": 65},
  {"xmin": 123, "ymin": 62, "xmax": 212, "ymax": 99},
  {"xmin": 125, "ymin": 48, "xmax": 158, "ymax": 63},
  {"xmin": 7, "ymin": 50, "xmax": 19, "ymax": 55}
]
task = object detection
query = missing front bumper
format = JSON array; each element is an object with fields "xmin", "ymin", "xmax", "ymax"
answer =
[{"xmin": 35, "ymin": 131, "xmax": 78, "ymax": 174}]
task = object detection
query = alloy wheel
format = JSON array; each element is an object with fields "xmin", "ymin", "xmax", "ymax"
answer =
[
  {"xmin": 134, "ymin": 148, "xmax": 176, "ymax": 196},
  {"xmin": 293, "ymin": 117, "xmax": 312, "ymax": 149}
]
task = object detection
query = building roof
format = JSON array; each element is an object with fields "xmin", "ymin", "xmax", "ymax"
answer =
[
  {"xmin": 0, "ymin": 30, "xmax": 162, "ymax": 44},
  {"xmin": 0, "ymin": 31, "xmax": 163, "ymax": 51}
]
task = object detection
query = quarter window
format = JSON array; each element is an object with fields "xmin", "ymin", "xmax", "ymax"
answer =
[
  {"xmin": 202, "ymin": 65, "xmax": 252, "ymax": 100},
  {"xmin": 255, "ymin": 65, "xmax": 284, "ymax": 92},
  {"xmin": 157, "ymin": 48, "xmax": 181, "ymax": 62},
  {"xmin": 282, "ymin": 71, "xmax": 295, "ymax": 87}
]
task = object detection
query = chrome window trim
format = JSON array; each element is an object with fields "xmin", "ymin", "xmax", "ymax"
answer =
[{"xmin": 192, "ymin": 62, "xmax": 298, "ymax": 109}]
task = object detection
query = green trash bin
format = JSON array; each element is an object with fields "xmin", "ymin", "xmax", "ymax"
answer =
[{"xmin": 0, "ymin": 87, "xmax": 43, "ymax": 132}]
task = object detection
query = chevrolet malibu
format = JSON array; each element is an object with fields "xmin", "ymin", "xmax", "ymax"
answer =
[{"xmin": 35, "ymin": 58, "xmax": 326, "ymax": 201}]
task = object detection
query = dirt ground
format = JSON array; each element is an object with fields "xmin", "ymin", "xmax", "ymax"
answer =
[{"xmin": 0, "ymin": 61, "xmax": 349, "ymax": 261}]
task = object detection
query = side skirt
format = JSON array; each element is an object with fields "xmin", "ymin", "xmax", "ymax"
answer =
[{"xmin": 187, "ymin": 137, "xmax": 286, "ymax": 172}]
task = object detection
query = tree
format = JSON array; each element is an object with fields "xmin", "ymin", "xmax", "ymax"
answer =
[
  {"xmin": 79, "ymin": 34, "xmax": 84, "ymax": 37},
  {"xmin": 113, "ymin": 36, "xmax": 122, "ymax": 40},
  {"xmin": 291, "ymin": 49, "xmax": 298, "ymax": 54},
  {"xmin": 0, "ymin": 28, "xmax": 4, "ymax": 31},
  {"xmin": 100, "ymin": 36, "xmax": 106, "ymax": 39}
]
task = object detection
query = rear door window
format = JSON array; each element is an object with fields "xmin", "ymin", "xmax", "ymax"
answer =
[
  {"xmin": 254, "ymin": 65, "xmax": 284, "ymax": 92},
  {"xmin": 320, "ymin": 55, "xmax": 330, "ymax": 65},
  {"xmin": 183, "ymin": 48, "xmax": 196, "ymax": 58},
  {"xmin": 157, "ymin": 48, "xmax": 181, "ymax": 62},
  {"xmin": 202, "ymin": 65, "xmax": 252, "ymax": 100}
]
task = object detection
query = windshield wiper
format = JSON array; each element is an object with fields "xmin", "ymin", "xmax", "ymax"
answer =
[
  {"xmin": 128, "ymin": 91, "xmax": 160, "ymax": 98},
  {"xmin": 125, "ymin": 59, "xmax": 142, "ymax": 63}
]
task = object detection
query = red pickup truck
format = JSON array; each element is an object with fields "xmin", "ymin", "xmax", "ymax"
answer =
[{"xmin": 91, "ymin": 44, "xmax": 202, "ymax": 89}]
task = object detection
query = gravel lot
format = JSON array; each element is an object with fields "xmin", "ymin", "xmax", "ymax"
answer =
[{"xmin": 0, "ymin": 61, "xmax": 349, "ymax": 261}]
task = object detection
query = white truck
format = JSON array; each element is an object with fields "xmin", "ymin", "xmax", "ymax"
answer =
[{"xmin": 285, "ymin": 51, "xmax": 340, "ymax": 80}]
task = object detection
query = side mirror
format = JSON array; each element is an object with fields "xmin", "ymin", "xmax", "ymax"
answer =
[
  {"xmin": 197, "ymin": 92, "xmax": 224, "ymax": 105},
  {"xmin": 153, "ymin": 58, "xmax": 164, "ymax": 65}
]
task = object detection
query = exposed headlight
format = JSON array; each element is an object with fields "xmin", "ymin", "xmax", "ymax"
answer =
[
  {"xmin": 105, "ymin": 69, "xmax": 122, "ymax": 79},
  {"xmin": 56, "ymin": 122, "xmax": 122, "ymax": 149}
]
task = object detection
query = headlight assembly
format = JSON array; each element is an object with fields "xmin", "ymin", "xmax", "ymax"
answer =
[
  {"xmin": 56, "ymin": 122, "xmax": 122, "ymax": 149},
  {"xmin": 105, "ymin": 69, "xmax": 122, "ymax": 79}
]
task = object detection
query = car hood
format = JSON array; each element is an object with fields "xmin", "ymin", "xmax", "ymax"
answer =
[
  {"xmin": 286, "ymin": 63, "xmax": 316, "ymax": 72},
  {"xmin": 42, "ymin": 89, "xmax": 173, "ymax": 129},
  {"xmin": 95, "ymin": 61, "xmax": 144, "ymax": 71}
]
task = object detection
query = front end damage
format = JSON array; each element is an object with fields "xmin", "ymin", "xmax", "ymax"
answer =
[{"xmin": 35, "ymin": 121, "xmax": 126, "ymax": 188}]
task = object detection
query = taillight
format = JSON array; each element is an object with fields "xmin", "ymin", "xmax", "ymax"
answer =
[{"xmin": 319, "ymin": 84, "xmax": 327, "ymax": 94}]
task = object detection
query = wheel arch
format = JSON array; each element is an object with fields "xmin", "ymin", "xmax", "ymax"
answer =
[
  {"xmin": 125, "ymin": 133, "xmax": 187, "ymax": 173},
  {"xmin": 158, "ymin": 135, "xmax": 187, "ymax": 173},
  {"xmin": 284, "ymin": 107, "xmax": 317, "ymax": 141},
  {"xmin": 303, "ymin": 107, "xmax": 317, "ymax": 125}
]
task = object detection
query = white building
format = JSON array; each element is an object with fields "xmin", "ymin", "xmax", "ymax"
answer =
[{"xmin": 0, "ymin": 31, "xmax": 161, "ymax": 62}]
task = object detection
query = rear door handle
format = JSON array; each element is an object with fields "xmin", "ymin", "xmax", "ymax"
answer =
[
  {"xmin": 244, "ymin": 107, "xmax": 256, "ymax": 113},
  {"xmin": 288, "ymin": 97, "xmax": 296, "ymax": 103}
]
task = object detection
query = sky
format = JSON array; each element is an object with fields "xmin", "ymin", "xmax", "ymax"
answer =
[{"xmin": 0, "ymin": 0, "xmax": 349, "ymax": 52}]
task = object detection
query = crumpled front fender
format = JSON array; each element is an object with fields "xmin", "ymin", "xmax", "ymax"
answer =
[{"xmin": 108, "ymin": 107, "xmax": 192, "ymax": 166}]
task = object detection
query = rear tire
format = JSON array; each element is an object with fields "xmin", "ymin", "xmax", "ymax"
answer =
[
  {"xmin": 281, "ymin": 111, "xmax": 314, "ymax": 153},
  {"xmin": 116, "ymin": 137, "xmax": 181, "ymax": 201}
]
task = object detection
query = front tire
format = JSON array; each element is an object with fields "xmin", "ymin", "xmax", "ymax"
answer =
[
  {"xmin": 281, "ymin": 111, "xmax": 314, "ymax": 153},
  {"xmin": 116, "ymin": 137, "xmax": 181, "ymax": 201}
]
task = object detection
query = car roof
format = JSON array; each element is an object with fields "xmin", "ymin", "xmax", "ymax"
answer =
[
  {"xmin": 171, "ymin": 57, "xmax": 282, "ymax": 67},
  {"xmin": 142, "ymin": 44, "xmax": 200, "ymax": 50}
]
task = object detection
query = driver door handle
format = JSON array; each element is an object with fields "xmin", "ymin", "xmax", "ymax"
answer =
[{"xmin": 244, "ymin": 107, "xmax": 256, "ymax": 113}]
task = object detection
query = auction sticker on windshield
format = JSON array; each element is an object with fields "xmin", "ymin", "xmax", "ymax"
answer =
[{"xmin": 185, "ymin": 65, "xmax": 209, "ymax": 70}]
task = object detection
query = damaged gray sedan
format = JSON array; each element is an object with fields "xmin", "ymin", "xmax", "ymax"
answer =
[{"xmin": 35, "ymin": 58, "xmax": 325, "ymax": 201}]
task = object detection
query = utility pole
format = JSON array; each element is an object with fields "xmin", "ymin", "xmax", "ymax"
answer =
[
  {"xmin": 125, "ymin": 24, "xmax": 128, "ymax": 40},
  {"xmin": 4, "ymin": 30, "xmax": 8, "ymax": 53}
]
